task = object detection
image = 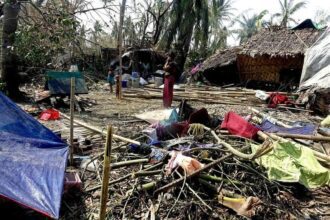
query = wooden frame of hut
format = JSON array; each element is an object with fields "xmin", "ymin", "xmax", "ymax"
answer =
[{"xmin": 237, "ymin": 27, "xmax": 322, "ymax": 88}]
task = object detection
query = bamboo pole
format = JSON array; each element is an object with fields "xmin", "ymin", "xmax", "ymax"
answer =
[
  {"xmin": 126, "ymin": 181, "xmax": 156, "ymax": 195},
  {"xmin": 69, "ymin": 77, "xmax": 75, "ymax": 165},
  {"xmin": 60, "ymin": 112, "xmax": 141, "ymax": 146},
  {"xmin": 86, "ymin": 163, "xmax": 163, "ymax": 192},
  {"xmin": 270, "ymin": 132, "xmax": 330, "ymax": 142},
  {"xmin": 99, "ymin": 125, "xmax": 113, "ymax": 220},
  {"xmin": 111, "ymin": 158, "xmax": 148, "ymax": 169},
  {"xmin": 199, "ymin": 174, "xmax": 243, "ymax": 185}
]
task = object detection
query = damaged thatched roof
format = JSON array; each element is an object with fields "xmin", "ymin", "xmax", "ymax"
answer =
[
  {"xmin": 200, "ymin": 47, "xmax": 241, "ymax": 72},
  {"xmin": 239, "ymin": 27, "xmax": 323, "ymax": 57}
]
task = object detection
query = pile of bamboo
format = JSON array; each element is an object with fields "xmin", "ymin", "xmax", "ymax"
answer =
[{"xmin": 123, "ymin": 85, "xmax": 296, "ymax": 106}]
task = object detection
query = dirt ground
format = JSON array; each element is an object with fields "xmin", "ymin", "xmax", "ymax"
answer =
[{"xmin": 10, "ymin": 83, "xmax": 330, "ymax": 220}]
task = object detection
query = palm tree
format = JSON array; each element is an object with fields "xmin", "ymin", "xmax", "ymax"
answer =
[
  {"xmin": 208, "ymin": 0, "xmax": 234, "ymax": 53},
  {"xmin": 157, "ymin": 0, "xmax": 201, "ymax": 70},
  {"xmin": 92, "ymin": 21, "xmax": 103, "ymax": 44},
  {"xmin": 314, "ymin": 10, "xmax": 330, "ymax": 28},
  {"xmin": 235, "ymin": 10, "xmax": 268, "ymax": 44},
  {"xmin": 158, "ymin": 0, "xmax": 234, "ymax": 70},
  {"xmin": 273, "ymin": 0, "xmax": 307, "ymax": 27}
]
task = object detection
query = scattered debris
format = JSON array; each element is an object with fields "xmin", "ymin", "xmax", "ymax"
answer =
[{"xmin": 3, "ymin": 81, "xmax": 330, "ymax": 219}]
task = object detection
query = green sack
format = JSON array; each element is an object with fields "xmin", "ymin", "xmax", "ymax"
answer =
[{"xmin": 252, "ymin": 141, "xmax": 330, "ymax": 188}]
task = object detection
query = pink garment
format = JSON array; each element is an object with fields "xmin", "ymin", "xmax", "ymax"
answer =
[
  {"xmin": 191, "ymin": 64, "xmax": 201, "ymax": 75},
  {"xmin": 165, "ymin": 151, "xmax": 204, "ymax": 175},
  {"xmin": 221, "ymin": 111, "xmax": 260, "ymax": 139},
  {"xmin": 163, "ymin": 75, "xmax": 175, "ymax": 108}
]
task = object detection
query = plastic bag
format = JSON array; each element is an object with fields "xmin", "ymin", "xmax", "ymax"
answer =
[{"xmin": 255, "ymin": 90, "xmax": 269, "ymax": 101}]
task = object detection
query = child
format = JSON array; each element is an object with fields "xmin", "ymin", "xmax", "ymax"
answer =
[{"xmin": 107, "ymin": 67, "xmax": 115, "ymax": 93}]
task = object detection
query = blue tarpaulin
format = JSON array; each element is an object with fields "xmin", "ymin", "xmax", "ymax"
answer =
[
  {"xmin": 0, "ymin": 92, "xmax": 68, "ymax": 218},
  {"xmin": 46, "ymin": 71, "xmax": 88, "ymax": 95}
]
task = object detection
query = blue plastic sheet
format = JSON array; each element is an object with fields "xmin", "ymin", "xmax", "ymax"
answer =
[
  {"xmin": 259, "ymin": 120, "xmax": 316, "ymax": 135},
  {"xmin": 47, "ymin": 71, "xmax": 88, "ymax": 95},
  {"xmin": 0, "ymin": 92, "xmax": 68, "ymax": 219}
]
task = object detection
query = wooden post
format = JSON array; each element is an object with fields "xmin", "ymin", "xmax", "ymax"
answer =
[
  {"xmin": 69, "ymin": 77, "xmax": 75, "ymax": 166},
  {"xmin": 99, "ymin": 125, "xmax": 113, "ymax": 220}
]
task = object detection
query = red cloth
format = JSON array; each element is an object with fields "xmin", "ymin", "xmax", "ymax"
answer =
[
  {"xmin": 221, "ymin": 111, "xmax": 259, "ymax": 139},
  {"xmin": 39, "ymin": 109, "xmax": 60, "ymax": 121},
  {"xmin": 268, "ymin": 93, "xmax": 292, "ymax": 108},
  {"xmin": 163, "ymin": 75, "xmax": 175, "ymax": 108}
]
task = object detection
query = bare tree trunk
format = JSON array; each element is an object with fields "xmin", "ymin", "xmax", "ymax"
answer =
[
  {"xmin": 117, "ymin": 0, "xmax": 126, "ymax": 99},
  {"xmin": 1, "ymin": 0, "xmax": 20, "ymax": 97}
]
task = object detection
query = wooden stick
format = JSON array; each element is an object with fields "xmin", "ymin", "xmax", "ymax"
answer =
[
  {"xmin": 175, "ymin": 171, "xmax": 212, "ymax": 212},
  {"xmin": 154, "ymin": 153, "xmax": 233, "ymax": 195},
  {"xmin": 271, "ymin": 132, "xmax": 330, "ymax": 142},
  {"xmin": 153, "ymin": 144, "xmax": 253, "ymax": 195},
  {"xmin": 85, "ymin": 162, "xmax": 163, "ymax": 192},
  {"xmin": 60, "ymin": 112, "xmax": 141, "ymax": 146},
  {"xmin": 69, "ymin": 77, "xmax": 75, "ymax": 166},
  {"xmin": 126, "ymin": 181, "xmax": 156, "ymax": 195},
  {"xmin": 111, "ymin": 158, "xmax": 149, "ymax": 169},
  {"xmin": 99, "ymin": 125, "xmax": 113, "ymax": 220},
  {"xmin": 132, "ymin": 169, "xmax": 162, "ymax": 178},
  {"xmin": 199, "ymin": 174, "xmax": 243, "ymax": 185}
]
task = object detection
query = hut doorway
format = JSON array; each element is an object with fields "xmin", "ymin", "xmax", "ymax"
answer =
[{"xmin": 279, "ymin": 68, "xmax": 301, "ymax": 90}]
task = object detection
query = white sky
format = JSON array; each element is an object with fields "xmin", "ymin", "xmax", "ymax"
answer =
[
  {"xmin": 78, "ymin": 0, "xmax": 330, "ymax": 45},
  {"xmin": 228, "ymin": 0, "xmax": 330, "ymax": 45},
  {"xmin": 231, "ymin": 0, "xmax": 329, "ymax": 19}
]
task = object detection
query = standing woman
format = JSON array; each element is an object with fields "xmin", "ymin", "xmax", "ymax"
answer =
[{"xmin": 163, "ymin": 51, "xmax": 178, "ymax": 108}]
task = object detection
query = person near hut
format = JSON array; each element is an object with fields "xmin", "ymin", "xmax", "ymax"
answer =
[
  {"xmin": 107, "ymin": 67, "xmax": 115, "ymax": 93},
  {"xmin": 163, "ymin": 51, "xmax": 178, "ymax": 108}
]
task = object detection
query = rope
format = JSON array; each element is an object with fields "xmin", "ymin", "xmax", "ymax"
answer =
[{"xmin": 188, "ymin": 123, "xmax": 205, "ymax": 137}]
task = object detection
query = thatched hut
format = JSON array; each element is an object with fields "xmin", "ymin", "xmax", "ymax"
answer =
[
  {"xmin": 237, "ymin": 27, "xmax": 323, "ymax": 86},
  {"xmin": 199, "ymin": 47, "xmax": 241, "ymax": 85}
]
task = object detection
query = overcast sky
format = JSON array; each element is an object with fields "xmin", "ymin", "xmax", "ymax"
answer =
[
  {"xmin": 78, "ymin": 0, "xmax": 330, "ymax": 45},
  {"xmin": 231, "ymin": 0, "xmax": 329, "ymax": 19}
]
